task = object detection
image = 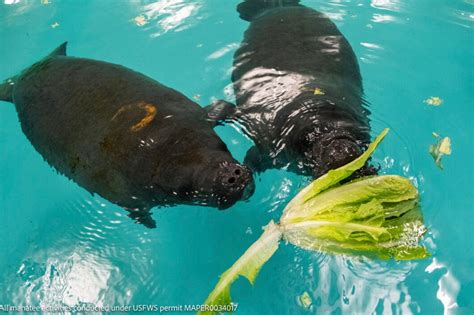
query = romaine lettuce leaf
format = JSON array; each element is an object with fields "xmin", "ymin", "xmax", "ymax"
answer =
[
  {"xmin": 282, "ymin": 176, "xmax": 427, "ymax": 260},
  {"xmin": 281, "ymin": 175, "xmax": 418, "ymax": 225},
  {"xmin": 198, "ymin": 221, "xmax": 282, "ymax": 315}
]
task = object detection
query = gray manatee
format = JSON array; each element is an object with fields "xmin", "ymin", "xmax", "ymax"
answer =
[
  {"xmin": 206, "ymin": 0, "xmax": 375, "ymax": 179},
  {"xmin": 0, "ymin": 43, "xmax": 254, "ymax": 228}
]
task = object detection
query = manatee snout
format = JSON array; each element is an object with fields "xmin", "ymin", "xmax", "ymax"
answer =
[
  {"xmin": 323, "ymin": 137, "xmax": 362, "ymax": 169},
  {"xmin": 312, "ymin": 133, "xmax": 376, "ymax": 178},
  {"xmin": 214, "ymin": 161, "xmax": 254, "ymax": 210}
]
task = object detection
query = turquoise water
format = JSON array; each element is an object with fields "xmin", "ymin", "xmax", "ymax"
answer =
[{"xmin": 0, "ymin": 0, "xmax": 473, "ymax": 314}]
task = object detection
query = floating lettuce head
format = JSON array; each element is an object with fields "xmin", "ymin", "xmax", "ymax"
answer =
[{"xmin": 198, "ymin": 129, "xmax": 429, "ymax": 315}]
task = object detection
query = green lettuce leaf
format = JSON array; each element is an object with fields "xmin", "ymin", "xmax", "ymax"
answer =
[
  {"xmin": 198, "ymin": 221, "xmax": 282, "ymax": 315},
  {"xmin": 281, "ymin": 175, "xmax": 418, "ymax": 225},
  {"xmin": 281, "ymin": 176, "xmax": 428, "ymax": 260}
]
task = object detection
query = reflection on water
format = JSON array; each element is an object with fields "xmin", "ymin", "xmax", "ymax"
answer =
[
  {"xmin": 13, "ymin": 251, "xmax": 116, "ymax": 309},
  {"xmin": 5, "ymin": 198, "xmax": 156, "ymax": 310},
  {"xmin": 133, "ymin": 0, "xmax": 203, "ymax": 37},
  {"xmin": 371, "ymin": 13, "xmax": 397, "ymax": 23},
  {"xmin": 370, "ymin": 0, "xmax": 402, "ymax": 12},
  {"xmin": 206, "ymin": 43, "xmax": 239, "ymax": 60},
  {"xmin": 285, "ymin": 238, "xmax": 461, "ymax": 314},
  {"xmin": 425, "ymin": 258, "xmax": 461, "ymax": 314},
  {"xmin": 312, "ymin": 255, "xmax": 415, "ymax": 314},
  {"xmin": 19, "ymin": 251, "xmax": 116, "ymax": 309}
]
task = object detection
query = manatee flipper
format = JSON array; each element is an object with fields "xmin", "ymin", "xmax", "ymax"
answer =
[
  {"xmin": 204, "ymin": 100, "xmax": 236, "ymax": 125},
  {"xmin": 244, "ymin": 146, "xmax": 272, "ymax": 174},
  {"xmin": 126, "ymin": 208, "xmax": 157, "ymax": 229},
  {"xmin": 0, "ymin": 78, "xmax": 15, "ymax": 103},
  {"xmin": 237, "ymin": 0, "xmax": 301, "ymax": 21},
  {"xmin": 0, "ymin": 42, "xmax": 68, "ymax": 103}
]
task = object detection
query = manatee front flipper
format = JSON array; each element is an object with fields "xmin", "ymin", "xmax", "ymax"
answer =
[
  {"xmin": 126, "ymin": 208, "xmax": 157, "ymax": 229},
  {"xmin": 244, "ymin": 146, "xmax": 272, "ymax": 174},
  {"xmin": 0, "ymin": 78, "xmax": 15, "ymax": 103},
  {"xmin": 204, "ymin": 100, "xmax": 236, "ymax": 125}
]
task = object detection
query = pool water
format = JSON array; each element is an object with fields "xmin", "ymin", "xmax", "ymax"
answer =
[{"xmin": 0, "ymin": 0, "xmax": 473, "ymax": 314}]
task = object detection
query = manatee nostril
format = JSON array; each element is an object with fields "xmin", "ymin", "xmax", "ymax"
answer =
[
  {"xmin": 217, "ymin": 163, "xmax": 253, "ymax": 192},
  {"xmin": 214, "ymin": 163, "xmax": 255, "ymax": 208}
]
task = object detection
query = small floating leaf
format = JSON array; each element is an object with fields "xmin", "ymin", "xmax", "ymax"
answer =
[
  {"xmin": 429, "ymin": 133, "xmax": 451, "ymax": 169},
  {"xmin": 314, "ymin": 88, "xmax": 325, "ymax": 95},
  {"xmin": 134, "ymin": 15, "xmax": 148, "ymax": 27},
  {"xmin": 298, "ymin": 292, "xmax": 312, "ymax": 309},
  {"xmin": 424, "ymin": 96, "xmax": 443, "ymax": 106}
]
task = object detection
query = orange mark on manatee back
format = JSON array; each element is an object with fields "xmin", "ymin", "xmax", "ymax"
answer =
[
  {"xmin": 112, "ymin": 101, "xmax": 157, "ymax": 132},
  {"xmin": 130, "ymin": 102, "xmax": 157, "ymax": 132}
]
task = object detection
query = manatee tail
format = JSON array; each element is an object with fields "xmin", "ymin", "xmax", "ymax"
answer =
[
  {"xmin": 48, "ymin": 41, "xmax": 68, "ymax": 57},
  {"xmin": 237, "ymin": 0, "xmax": 301, "ymax": 21},
  {"xmin": 0, "ymin": 41, "xmax": 68, "ymax": 103}
]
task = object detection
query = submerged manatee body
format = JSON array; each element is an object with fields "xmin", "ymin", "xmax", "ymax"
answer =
[
  {"xmin": 0, "ymin": 43, "xmax": 253, "ymax": 226},
  {"xmin": 211, "ymin": 0, "xmax": 374, "ymax": 178}
]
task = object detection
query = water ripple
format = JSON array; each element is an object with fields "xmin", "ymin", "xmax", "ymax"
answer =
[
  {"xmin": 133, "ymin": 0, "xmax": 203, "ymax": 37},
  {"xmin": 303, "ymin": 254, "xmax": 419, "ymax": 314},
  {"xmin": 4, "ymin": 196, "xmax": 160, "ymax": 311}
]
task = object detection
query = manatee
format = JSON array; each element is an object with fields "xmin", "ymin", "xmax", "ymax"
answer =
[
  {"xmin": 206, "ymin": 0, "xmax": 376, "ymax": 179},
  {"xmin": 0, "ymin": 42, "xmax": 254, "ymax": 227}
]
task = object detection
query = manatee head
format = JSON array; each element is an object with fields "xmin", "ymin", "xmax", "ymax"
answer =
[
  {"xmin": 309, "ymin": 129, "xmax": 377, "ymax": 178},
  {"xmin": 152, "ymin": 142, "xmax": 254, "ymax": 209},
  {"xmin": 289, "ymin": 115, "xmax": 376, "ymax": 179}
]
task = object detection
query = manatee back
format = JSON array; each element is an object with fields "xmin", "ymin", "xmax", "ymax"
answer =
[
  {"xmin": 233, "ymin": 6, "xmax": 363, "ymax": 108},
  {"xmin": 12, "ymin": 56, "xmax": 208, "ymax": 207}
]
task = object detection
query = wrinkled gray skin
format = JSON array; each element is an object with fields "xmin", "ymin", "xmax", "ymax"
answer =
[
  {"xmin": 0, "ymin": 43, "xmax": 253, "ymax": 227},
  {"xmin": 211, "ymin": 0, "xmax": 374, "ymax": 178}
]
